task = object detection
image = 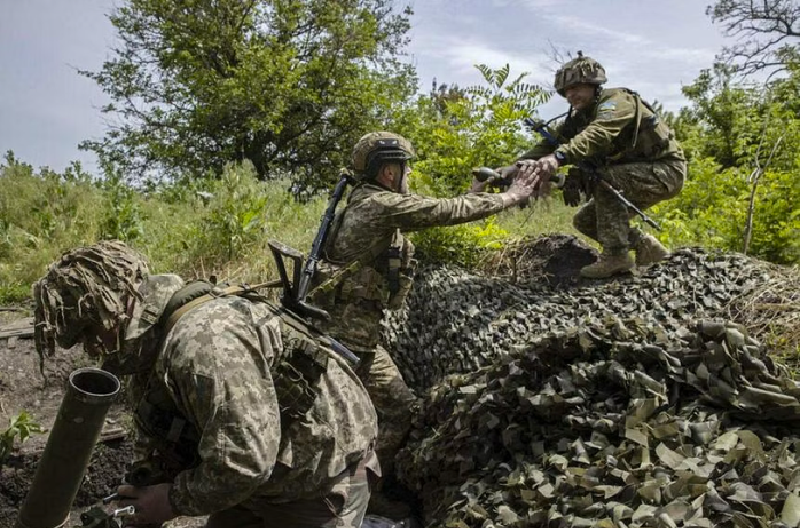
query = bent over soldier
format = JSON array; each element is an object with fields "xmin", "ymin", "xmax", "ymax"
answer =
[
  {"xmin": 515, "ymin": 53, "xmax": 686, "ymax": 279},
  {"xmin": 32, "ymin": 240, "xmax": 378, "ymax": 528},
  {"xmin": 306, "ymin": 132, "xmax": 536, "ymax": 513}
]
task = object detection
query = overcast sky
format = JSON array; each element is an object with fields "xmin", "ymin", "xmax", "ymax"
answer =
[{"xmin": 0, "ymin": 0, "xmax": 729, "ymax": 173}]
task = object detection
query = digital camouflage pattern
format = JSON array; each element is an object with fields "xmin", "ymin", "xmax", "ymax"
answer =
[
  {"xmin": 132, "ymin": 277, "xmax": 378, "ymax": 516},
  {"xmin": 312, "ymin": 182, "xmax": 507, "ymax": 349},
  {"xmin": 32, "ymin": 242, "xmax": 379, "ymax": 524},
  {"xmin": 521, "ymin": 88, "xmax": 683, "ymax": 167},
  {"xmin": 521, "ymin": 87, "xmax": 685, "ymax": 256},
  {"xmin": 573, "ymin": 159, "xmax": 684, "ymax": 255},
  {"xmin": 309, "ymin": 181, "xmax": 508, "ymax": 474}
]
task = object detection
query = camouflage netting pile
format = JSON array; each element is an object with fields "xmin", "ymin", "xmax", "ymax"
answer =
[
  {"xmin": 396, "ymin": 320, "xmax": 800, "ymax": 527},
  {"xmin": 380, "ymin": 239, "xmax": 800, "ymax": 527},
  {"xmin": 382, "ymin": 242, "xmax": 784, "ymax": 393}
]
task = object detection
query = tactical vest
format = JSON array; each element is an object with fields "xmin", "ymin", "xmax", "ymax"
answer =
[
  {"xmin": 307, "ymin": 189, "xmax": 418, "ymax": 314},
  {"xmin": 133, "ymin": 281, "xmax": 331, "ymax": 473},
  {"xmin": 603, "ymin": 87, "xmax": 675, "ymax": 161}
]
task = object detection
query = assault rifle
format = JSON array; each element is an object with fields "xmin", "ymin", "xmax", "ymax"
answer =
[
  {"xmin": 268, "ymin": 170, "xmax": 352, "ymax": 322},
  {"xmin": 522, "ymin": 116, "xmax": 661, "ymax": 230},
  {"xmin": 267, "ymin": 171, "xmax": 360, "ymax": 367}
]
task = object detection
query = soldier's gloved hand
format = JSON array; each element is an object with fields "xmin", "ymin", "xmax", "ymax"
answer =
[
  {"xmin": 562, "ymin": 173, "xmax": 582, "ymax": 207},
  {"xmin": 116, "ymin": 483, "xmax": 176, "ymax": 526}
]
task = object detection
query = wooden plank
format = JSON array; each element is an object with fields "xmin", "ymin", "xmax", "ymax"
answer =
[
  {"xmin": 0, "ymin": 317, "xmax": 34, "ymax": 339},
  {"xmin": 0, "ymin": 327, "xmax": 33, "ymax": 339}
]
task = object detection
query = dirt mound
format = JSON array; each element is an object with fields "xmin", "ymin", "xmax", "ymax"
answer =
[{"xmin": 482, "ymin": 234, "xmax": 598, "ymax": 283}]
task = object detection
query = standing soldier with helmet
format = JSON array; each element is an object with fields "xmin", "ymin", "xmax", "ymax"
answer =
[
  {"xmin": 306, "ymin": 131, "xmax": 536, "ymax": 515},
  {"xmin": 506, "ymin": 52, "xmax": 686, "ymax": 279}
]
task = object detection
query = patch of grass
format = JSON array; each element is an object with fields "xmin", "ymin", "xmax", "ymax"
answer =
[{"xmin": 494, "ymin": 196, "xmax": 581, "ymax": 239}]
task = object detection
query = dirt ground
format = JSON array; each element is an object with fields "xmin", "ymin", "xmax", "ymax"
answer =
[{"xmin": 0, "ymin": 310, "xmax": 204, "ymax": 528}]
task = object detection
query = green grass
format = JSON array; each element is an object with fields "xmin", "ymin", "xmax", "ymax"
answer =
[{"xmin": 494, "ymin": 196, "xmax": 582, "ymax": 239}]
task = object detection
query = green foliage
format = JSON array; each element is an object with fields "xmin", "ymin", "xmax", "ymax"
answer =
[
  {"xmin": 397, "ymin": 64, "xmax": 550, "ymax": 197},
  {"xmin": 0, "ymin": 411, "xmax": 44, "ymax": 466},
  {"xmin": 80, "ymin": 0, "xmax": 417, "ymax": 189},
  {"xmin": 193, "ymin": 162, "xmax": 269, "ymax": 262},
  {"xmin": 391, "ymin": 64, "xmax": 552, "ymax": 262},
  {"xmin": 652, "ymin": 60, "xmax": 800, "ymax": 264},
  {"xmin": 101, "ymin": 170, "xmax": 145, "ymax": 243},
  {"xmin": 411, "ymin": 218, "xmax": 510, "ymax": 269}
]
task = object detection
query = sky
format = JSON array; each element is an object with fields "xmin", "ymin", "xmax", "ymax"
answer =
[{"xmin": 0, "ymin": 0, "xmax": 731, "ymax": 174}]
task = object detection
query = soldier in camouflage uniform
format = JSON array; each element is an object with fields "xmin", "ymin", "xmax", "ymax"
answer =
[
  {"xmin": 32, "ymin": 240, "xmax": 378, "ymax": 528},
  {"xmin": 513, "ymin": 53, "xmax": 686, "ymax": 279},
  {"xmin": 307, "ymin": 132, "xmax": 536, "ymax": 512}
]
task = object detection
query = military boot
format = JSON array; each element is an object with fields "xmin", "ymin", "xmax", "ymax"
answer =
[
  {"xmin": 579, "ymin": 252, "xmax": 634, "ymax": 279},
  {"xmin": 634, "ymin": 234, "xmax": 669, "ymax": 266}
]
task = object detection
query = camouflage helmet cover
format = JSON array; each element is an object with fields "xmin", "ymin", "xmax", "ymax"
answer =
[
  {"xmin": 32, "ymin": 240, "xmax": 149, "ymax": 369},
  {"xmin": 554, "ymin": 53, "xmax": 607, "ymax": 96},
  {"xmin": 351, "ymin": 132, "xmax": 415, "ymax": 175}
]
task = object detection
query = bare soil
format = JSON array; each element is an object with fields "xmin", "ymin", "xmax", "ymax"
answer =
[{"xmin": 0, "ymin": 312, "xmax": 203, "ymax": 527}]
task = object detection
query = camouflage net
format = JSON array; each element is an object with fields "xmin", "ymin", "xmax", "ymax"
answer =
[
  {"xmin": 382, "ymin": 246, "xmax": 772, "ymax": 394},
  {"xmin": 381, "ymin": 242, "xmax": 800, "ymax": 527}
]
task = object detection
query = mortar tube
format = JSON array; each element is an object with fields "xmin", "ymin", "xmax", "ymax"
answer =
[{"xmin": 16, "ymin": 367, "xmax": 120, "ymax": 528}]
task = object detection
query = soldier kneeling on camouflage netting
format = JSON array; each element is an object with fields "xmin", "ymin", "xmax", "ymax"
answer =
[{"xmin": 32, "ymin": 240, "xmax": 379, "ymax": 528}]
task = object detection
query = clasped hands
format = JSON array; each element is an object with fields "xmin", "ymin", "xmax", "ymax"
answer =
[
  {"xmin": 515, "ymin": 154, "xmax": 559, "ymax": 199},
  {"xmin": 468, "ymin": 154, "xmax": 559, "ymax": 206}
]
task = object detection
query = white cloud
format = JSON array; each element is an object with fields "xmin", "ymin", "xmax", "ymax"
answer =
[{"xmin": 545, "ymin": 15, "xmax": 648, "ymax": 45}]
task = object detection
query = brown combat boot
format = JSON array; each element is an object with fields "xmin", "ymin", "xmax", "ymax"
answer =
[
  {"xmin": 634, "ymin": 234, "xmax": 669, "ymax": 266},
  {"xmin": 579, "ymin": 253, "xmax": 635, "ymax": 279}
]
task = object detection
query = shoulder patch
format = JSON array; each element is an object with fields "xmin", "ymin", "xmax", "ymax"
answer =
[{"xmin": 598, "ymin": 101, "xmax": 617, "ymax": 112}]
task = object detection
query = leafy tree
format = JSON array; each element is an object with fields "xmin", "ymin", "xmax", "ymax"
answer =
[
  {"xmin": 80, "ymin": 0, "xmax": 417, "ymax": 189},
  {"xmin": 397, "ymin": 64, "xmax": 550, "ymax": 197},
  {"xmin": 654, "ymin": 60, "xmax": 800, "ymax": 264},
  {"xmin": 390, "ymin": 64, "xmax": 550, "ymax": 267},
  {"xmin": 707, "ymin": 0, "xmax": 800, "ymax": 75}
]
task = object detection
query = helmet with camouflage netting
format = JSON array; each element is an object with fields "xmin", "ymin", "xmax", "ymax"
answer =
[
  {"xmin": 32, "ymin": 240, "xmax": 149, "ymax": 372},
  {"xmin": 554, "ymin": 51, "xmax": 607, "ymax": 96},
  {"xmin": 351, "ymin": 132, "xmax": 415, "ymax": 178}
]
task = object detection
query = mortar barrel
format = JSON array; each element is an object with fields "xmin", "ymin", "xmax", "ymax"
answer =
[{"xmin": 16, "ymin": 367, "xmax": 120, "ymax": 528}]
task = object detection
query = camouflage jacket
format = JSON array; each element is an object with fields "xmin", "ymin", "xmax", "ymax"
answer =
[
  {"xmin": 309, "ymin": 183, "xmax": 506, "ymax": 352},
  {"xmin": 520, "ymin": 87, "xmax": 684, "ymax": 166},
  {"xmin": 124, "ymin": 275, "xmax": 378, "ymax": 516}
]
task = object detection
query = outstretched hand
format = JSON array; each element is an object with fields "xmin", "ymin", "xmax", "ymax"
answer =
[{"xmin": 516, "ymin": 155, "xmax": 559, "ymax": 199}]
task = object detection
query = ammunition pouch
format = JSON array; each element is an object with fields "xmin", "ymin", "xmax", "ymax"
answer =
[{"xmin": 309, "ymin": 230, "xmax": 417, "ymax": 313}]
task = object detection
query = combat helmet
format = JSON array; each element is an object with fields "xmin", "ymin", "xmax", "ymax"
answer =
[
  {"xmin": 32, "ymin": 240, "xmax": 149, "ymax": 369},
  {"xmin": 351, "ymin": 131, "xmax": 415, "ymax": 177},
  {"xmin": 554, "ymin": 51, "xmax": 607, "ymax": 96}
]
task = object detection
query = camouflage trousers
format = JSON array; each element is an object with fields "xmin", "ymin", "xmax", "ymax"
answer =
[
  {"xmin": 573, "ymin": 159, "xmax": 685, "ymax": 254},
  {"xmin": 354, "ymin": 344, "xmax": 418, "ymax": 479},
  {"xmin": 204, "ymin": 456, "xmax": 372, "ymax": 528}
]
